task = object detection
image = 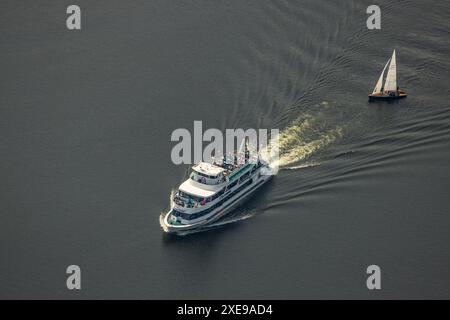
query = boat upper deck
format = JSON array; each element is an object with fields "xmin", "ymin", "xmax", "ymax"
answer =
[{"xmin": 192, "ymin": 162, "xmax": 226, "ymax": 177}]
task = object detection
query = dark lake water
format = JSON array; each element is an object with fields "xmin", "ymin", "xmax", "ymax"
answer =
[{"xmin": 1, "ymin": 0, "xmax": 449, "ymax": 299}]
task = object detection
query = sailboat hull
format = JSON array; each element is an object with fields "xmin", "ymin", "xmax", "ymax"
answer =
[{"xmin": 368, "ymin": 92, "xmax": 407, "ymax": 101}]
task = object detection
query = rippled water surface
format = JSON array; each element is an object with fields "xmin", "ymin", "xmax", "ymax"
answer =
[{"xmin": 1, "ymin": 0, "xmax": 449, "ymax": 298}]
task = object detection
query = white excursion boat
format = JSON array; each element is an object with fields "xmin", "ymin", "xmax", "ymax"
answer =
[
  {"xmin": 369, "ymin": 49, "xmax": 407, "ymax": 101},
  {"xmin": 161, "ymin": 150, "xmax": 274, "ymax": 234}
]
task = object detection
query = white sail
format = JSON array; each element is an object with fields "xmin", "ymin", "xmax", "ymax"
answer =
[
  {"xmin": 384, "ymin": 50, "xmax": 397, "ymax": 92},
  {"xmin": 372, "ymin": 58, "xmax": 391, "ymax": 94}
]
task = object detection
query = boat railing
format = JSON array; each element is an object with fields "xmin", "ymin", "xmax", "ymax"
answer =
[
  {"xmin": 191, "ymin": 176, "xmax": 225, "ymax": 185},
  {"xmin": 173, "ymin": 194, "xmax": 212, "ymax": 209}
]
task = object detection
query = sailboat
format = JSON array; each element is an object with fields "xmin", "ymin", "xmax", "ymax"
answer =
[{"xmin": 368, "ymin": 49, "xmax": 407, "ymax": 101}]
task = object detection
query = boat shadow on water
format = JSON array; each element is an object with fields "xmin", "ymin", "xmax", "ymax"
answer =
[
  {"xmin": 161, "ymin": 221, "xmax": 243, "ymax": 244},
  {"xmin": 368, "ymin": 98, "xmax": 406, "ymax": 105}
]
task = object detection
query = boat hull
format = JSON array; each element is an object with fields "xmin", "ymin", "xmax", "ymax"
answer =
[{"xmin": 161, "ymin": 169, "xmax": 273, "ymax": 234}]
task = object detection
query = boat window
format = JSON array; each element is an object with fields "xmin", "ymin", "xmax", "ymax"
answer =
[
  {"xmin": 240, "ymin": 171, "xmax": 251, "ymax": 181},
  {"xmin": 228, "ymin": 180, "xmax": 238, "ymax": 189},
  {"xmin": 194, "ymin": 171, "xmax": 218, "ymax": 179},
  {"xmin": 212, "ymin": 188, "xmax": 225, "ymax": 200}
]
